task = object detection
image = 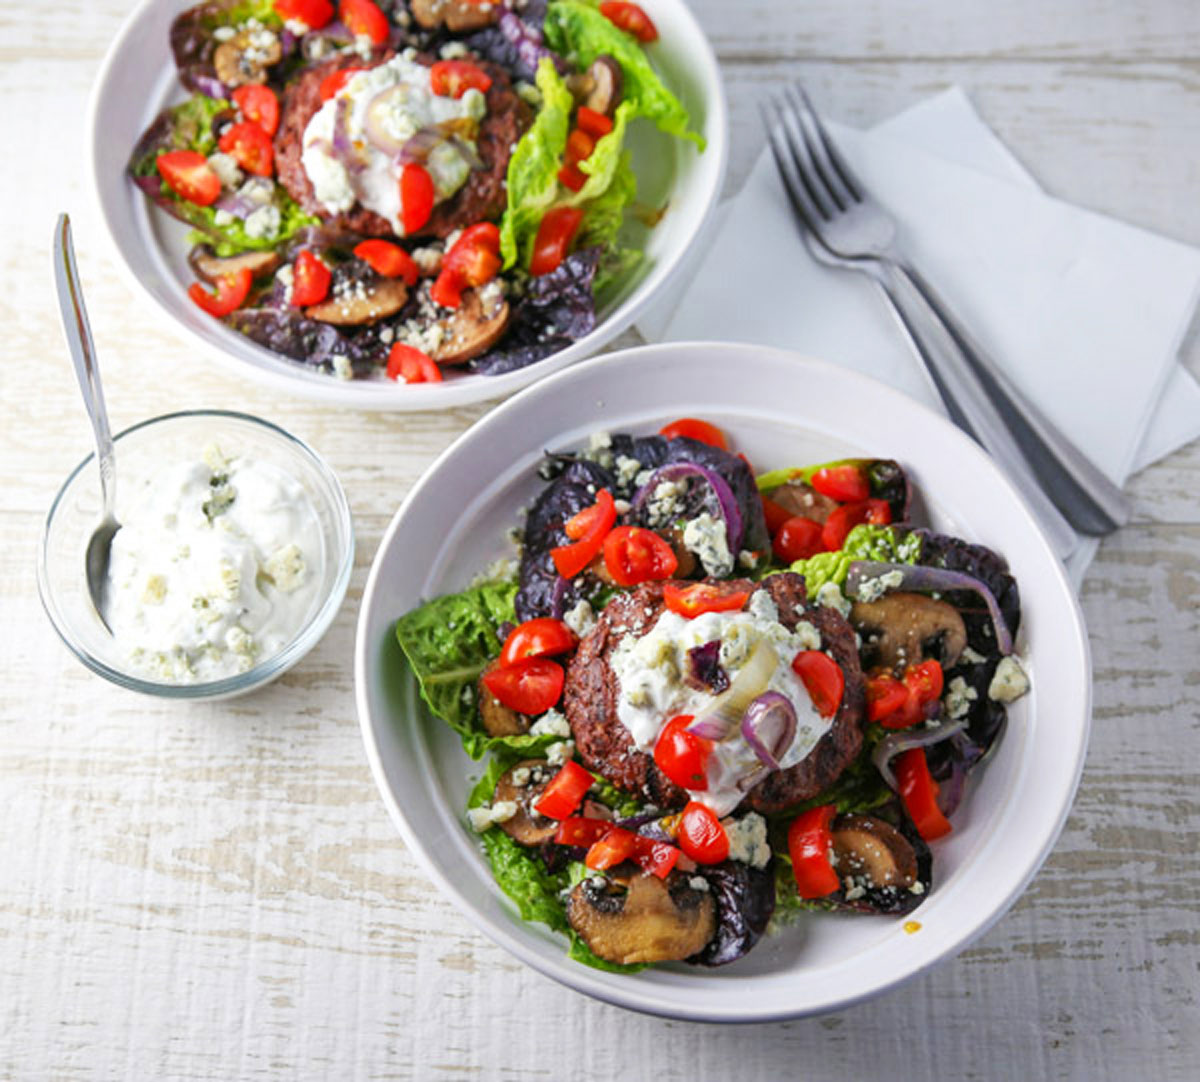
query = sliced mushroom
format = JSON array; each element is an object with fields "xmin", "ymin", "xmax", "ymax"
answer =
[
  {"xmin": 189, "ymin": 245, "xmax": 281, "ymax": 284},
  {"xmin": 213, "ymin": 28, "xmax": 282, "ymax": 88},
  {"xmin": 410, "ymin": 0, "xmax": 499, "ymax": 32},
  {"xmin": 769, "ymin": 480, "xmax": 839, "ymax": 524},
  {"xmin": 305, "ymin": 276, "xmax": 409, "ymax": 326},
  {"xmin": 849, "ymin": 591, "xmax": 967, "ymax": 673},
  {"xmin": 661, "ymin": 526, "xmax": 697, "ymax": 578},
  {"xmin": 477, "ymin": 675, "xmax": 529, "ymax": 737},
  {"xmin": 831, "ymin": 814, "xmax": 917, "ymax": 891},
  {"xmin": 493, "ymin": 759, "xmax": 560, "ymax": 847},
  {"xmin": 567, "ymin": 872, "xmax": 717, "ymax": 965},
  {"xmin": 429, "ymin": 287, "xmax": 511, "ymax": 365},
  {"xmin": 565, "ymin": 55, "xmax": 623, "ymax": 116}
]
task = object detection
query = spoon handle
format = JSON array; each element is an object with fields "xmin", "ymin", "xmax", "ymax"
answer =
[{"xmin": 53, "ymin": 213, "xmax": 116, "ymax": 517}]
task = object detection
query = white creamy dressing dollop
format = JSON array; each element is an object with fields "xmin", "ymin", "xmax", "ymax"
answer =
[
  {"xmin": 609, "ymin": 590, "xmax": 833, "ymax": 816},
  {"xmin": 105, "ymin": 445, "xmax": 323, "ymax": 683},
  {"xmin": 301, "ymin": 52, "xmax": 487, "ymax": 234}
]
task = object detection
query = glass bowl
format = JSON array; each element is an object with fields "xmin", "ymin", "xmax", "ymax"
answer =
[{"xmin": 38, "ymin": 410, "xmax": 354, "ymax": 700}]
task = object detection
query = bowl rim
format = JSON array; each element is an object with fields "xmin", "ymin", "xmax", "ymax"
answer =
[
  {"xmin": 354, "ymin": 339, "xmax": 1092, "ymax": 1021},
  {"xmin": 86, "ymin": 0, "xmax": 730, "ymax": 412},
  {"xmin": 38, "ymin": 407, "xmax": 355, "ymax": 698}
]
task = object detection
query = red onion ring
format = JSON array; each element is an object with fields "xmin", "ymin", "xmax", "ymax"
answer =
[
  {"xmin": 872, "ymin": 718, "xmax": 967, "ymax": 790},
  {"xmin": 740, "ymin": 691, "xmax": 797, "ymax": 770},
  {"xmin": 629, "ymin": 462, "xmax": 745, "ymax": 554}
]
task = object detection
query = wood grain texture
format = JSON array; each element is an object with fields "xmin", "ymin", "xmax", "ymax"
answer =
[{"xmin": 2, "ymin": 1, "xmax": 1199, "ymax": 1079}]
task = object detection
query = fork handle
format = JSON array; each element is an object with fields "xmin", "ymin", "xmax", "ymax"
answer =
[{"xmin": 870, "ymin": 264, "xmax": 1080, "ymax": 558}]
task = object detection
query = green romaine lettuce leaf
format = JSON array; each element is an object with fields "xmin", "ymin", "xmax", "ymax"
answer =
[{"xmin": 786, "ymin": 525, "xmax": 923, "ymax": 593}]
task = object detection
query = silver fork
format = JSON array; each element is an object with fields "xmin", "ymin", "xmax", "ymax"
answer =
[{"xmin": 762, "ymin": 84, "xmax": 1129, "ymax": 543}]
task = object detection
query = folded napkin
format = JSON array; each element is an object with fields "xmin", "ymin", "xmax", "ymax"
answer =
[{"xmin": 639, "ymin": 87, "xmax": 1200, "ymax": 586}]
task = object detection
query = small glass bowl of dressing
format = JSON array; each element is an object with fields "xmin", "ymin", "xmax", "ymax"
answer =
[{"xmin": 38, "ymin": 410, "xmax": 354, "ymax": 700}]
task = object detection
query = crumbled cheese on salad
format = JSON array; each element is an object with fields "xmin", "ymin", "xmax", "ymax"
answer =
[
  {"xmin": 988, "ymin": 656, "xmax": 1030, "ymax": 703},
  {"xmin": 724, "ymin": 813, "xmax": 771, "ymax": 869}
]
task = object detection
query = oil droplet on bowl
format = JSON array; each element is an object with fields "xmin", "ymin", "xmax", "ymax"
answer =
[{"xmin": 904, "ymin": 920, "xmax": 922, "ymax": 934}]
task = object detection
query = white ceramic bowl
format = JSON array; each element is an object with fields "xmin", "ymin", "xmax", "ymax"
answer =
[
  {"xmin": 354, "ymin": 341, "xmax": 1091, "ymax": 1021},
  {"xmin": 88, "ymin": 0, "xmax": 728, "ymax": 410}
]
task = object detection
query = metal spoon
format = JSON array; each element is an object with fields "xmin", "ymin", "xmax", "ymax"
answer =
[{"xmin": 53, "ymin": 213, "xmax": 119, "ymax": 632}]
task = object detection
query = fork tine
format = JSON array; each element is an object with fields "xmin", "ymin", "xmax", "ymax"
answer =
[
  {"xmin": 767, "ymin": 94, "xmax": 841, "ymax": 221},
  {"xmin": 785, "ymin": 83, "xmax": 863, "ymax": 205},
  {"xmin": 759, "ymin": 98, "xmax": 828, "ymax": 232}
]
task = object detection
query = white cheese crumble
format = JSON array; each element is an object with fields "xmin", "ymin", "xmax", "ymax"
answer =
[
  {"xmin": 688, "ymin": 876, "xmax": 710, "ymax": 892},
  {"xmin": 988, "ymin": 655, "xmax": 1030, "ymax": 703},
  {"xmin": 206, "ymin": 151, "xmax": 243, "ymax": 190},
  {"xmin": 546, "ymin": 740, "xmax": 576, "ymax": 766},
  {"xmin": 466, "ymin": 801, "xmax": 518, "ymax": 833},
  {"xmin": 815, "ymin": 581, "xmax": 852, "ymax": 618},
  {"xmin": 530, "ymin": 708, "xmax": 571, "ymax": 738},
  {"xmin": 682, "ymin": 512, "xmax": 735, "ymax": 578},
  {"xmin": 853, "ymin": 569, "xmax": 905, "ymax": 604},
  {"xmin": 723, "ymin": 813, "xmax": 772, "ymax": 869},
  {"xmin": 244, "ymin": 203, "xmax": 281, "ymax": 240},
  {"xmin": 563, "ymin": 598, "xmax": 596, "ymax": 638},
  {"xmin": 944, "ymin": 675, "xmax": 978, "ymax": 720}
]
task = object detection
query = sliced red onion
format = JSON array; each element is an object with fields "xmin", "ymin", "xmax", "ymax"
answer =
[
  {"xmin": 331, "ymin": 97, "xmax": 366, "ymax": 176},
  {"xmin": 872, "ymin": 718, "xmax": 967, "ymax": 791},
  {"xmin": 629, "ymin": 462, "xmax": 744, "ymax": 553},
  {"xmin": 685, "ymin": 641, "xmax": 729, "ymax": 694},
  {"xmin": 845, "ymin": 560, "xmax": 1013, "ymax": 655},
  {"xmin": 687, "ymin": 641, "xmax": 777, "ymax": 741},
  {"xmin": 740, "ymin": 692, "xmax": 797, "ymax": 771},
  {"xmin": 212, "ymin": 190, "xmax": 261, "ymax": 218}
]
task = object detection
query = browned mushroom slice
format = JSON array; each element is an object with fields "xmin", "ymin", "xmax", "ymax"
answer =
[
  {"xmin": 305, "ymin": 277, "xmax": 409, "ymax": 326},
  {"xmin": 189, "ymin": 246, "xmax": 281, "ymax": 284},
  {"xmin": 567, "ymin": 872, "xmax": 717, "ymax": 966},
  {"xmin": 566, "ymin": 55, "xmax": 623, "ymax": 116},
  {"xmin": 410, "ymin": 0, "xmax": 499, "ymax": 32},
  {"xmin": 213, "ymin": 28, "xmax": 282, "ymax": 88},
  {"xmin": 769, "ymin": 480, "xmax": 840, "ymax": 524},
  {"xmin": 661, "ymin": 526, "xmax": 697, "ymax": 578},
  {"xmin": 849, "ymin": 591, "xmax": 967, "ymax": 673},
  {"xmin": 429, "ymin": 287, "xmax": 511, "ymax": 365},
  {"xmin": 478, "ymin": 673, "xmax": 529, "ymax": 737},
  {"xmin": 830, "ymin": 814, "xmax": 918, "ymax": 892},
  {"xmin": 493, "ymin": 759, "xmax": 559, "ymax": 846}
]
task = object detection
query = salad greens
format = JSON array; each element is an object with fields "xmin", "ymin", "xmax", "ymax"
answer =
[{"xmin": 785, "ymin": 524, "xmax": 923, "ymax": 593}]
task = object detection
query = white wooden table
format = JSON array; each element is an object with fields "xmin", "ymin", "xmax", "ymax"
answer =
[{"xmin": 3, "ymin": 2, "xmax": 1198, "ymax": 1078}]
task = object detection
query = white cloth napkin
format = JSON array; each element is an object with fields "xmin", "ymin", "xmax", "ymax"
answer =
[{"xmin": 638, "ymin": 87, "xmax": 1200, "ymax": 586}]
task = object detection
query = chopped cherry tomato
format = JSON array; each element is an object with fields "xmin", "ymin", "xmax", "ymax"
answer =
[
  {"xmin": 552, "ymin": 489, "xmax": 617, "ymax": 579},
  {"xmin": 586, "ymin": 825, "xmax": 636, "ymax": 870},
  {"xmin": 218, "ymin": 120, "xmax": 274, "ymax": 177},
  {"xmin": 896, "ymin": 748, "xmax": 952, "ymax": 840},
  {"xmin": 566, "ymin": 128, "xmax": 597, "ymax": 164},
  {"xmin": 274, "ymin": 0, "xmax": 334, "ymax": 29},
  {"xmin": 482, "ymin": 657, "xmax": 564, "ymax": 715},
  {"xmin": 530, "ymin": 206, "xmax": 585, "ymax": 276},
  {"xmin": 653, "ymin": 715, "xmax": 712, "ymax": 791},
  {"xmin": 787, "ymin": 804, "xmax": 840, "ymax": 898},
  {"xmin": 385, "ymin": 343, "xmax": 442, "ymax": 383},
  {"xmin": 554, "ymin": 817, "xmax": 613, "ymax": 847},
  {"xmin": 773, "ymin": 516, "xmax": 825, "ymax": 563},
  {"xmin": 677, "ymin": 802, "xmax": 729, "ymax": 865},
  {"xmin": 319, "ymin": 66, "xmax": 365, "ymax": 101},
  {"xmin": 821, "ymin": 498, "xmax": 892, "ymax": 551},
  {"xmin": 576, "ymin": 106, "xmax": 614, "ymax": 138},
  {"xmin": 557, "ymin": 162, "xmax": 587, "ymax": 192},
  {"xmin": 399, "ymin": 162, "xmax": 435, "ymax": 235},
  {"xmin": 430, "ymin": 59, "xmax": 493, "ymax": 99},
  {"xmin": 760, "ymin": 494, "xmax": 794, "ymax": 535},
  {"xmin": 599, "ymin": 1, "xmax": 658, "ymax": 42},
  {"xmin": 876, "ymin": 660, "xmax": 946, "ymax": 730},
  {"xmin": 187, "ymin": 267, "xmax": 252, "ymax": 318},
  {"xmin": 630, "ymin": 836, "xmax": 681, "ymax": 879},
  {"xmin": 430, "ymin": 270, "xmax": 463, "ymax": 309},
  {"xmin": 435, "ymin": 222, "xmax": 502, "ymax": 308},
  {"xmin": 791, "ymin": 651, "xmax": 844, "ymax": 718},
  {"xmin": 339, "ymin": 0, "xmax": 389, "ymax": 44},
  {"xmin": 499, "ymin": 618, "xmax": 577, "ymax": 667},
  {"xmin": 155, "ymin": 150, "xmax": 220, "ymax": 206},
  {"xmin": 532, "ymin": 760, "xmax": 593, "ymax": 820},
  {"xmin": 290, "ymin": 250, "xmax": 331, "ymax": 307},
  {"xmin": 809, "ymin": 464, "xmax": 869, "ymax": 504},
  {"xmin": 354, "ymin": 239, "xmax": 419, "ymax": 285},
  {"xmin": 663, "ymin": 582, "xmax": 750, "ymax": 619},
  {"xmin": 602, "ymin": 526, "xmax": 678, "ymax": 586},
  {"xmin": 232, "ymin": 84, "xmax": 280, "ymax": 137},
  {"xmin": 658, "ymin": 417, "xmax": 728, "ymax": 450},
  {"xmin": 866, "ymin": 672, "xmax": 909, "ymax": 722}
]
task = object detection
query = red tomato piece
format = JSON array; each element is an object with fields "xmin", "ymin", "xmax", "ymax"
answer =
[
  {"xmin": 576, "ymin": 106, "xmax": 614, "ymax": 138},
  {"xmin": 662, "ymin": 582, "xmax": 750, "ymax": 619},
  {"xmin": 217, "ymin": 120, "xmax": 274, "ymax": 176},
  {"xmin": 232, "ymin": 84, "xmax": 280, "ymax": 137},
  {"xmin": 760, "ymin": 494, "xmax": 794, "ymax": 536},
  {"xmin": 530, "ymin": 206, "xmax": 585, "ymax": 276},
  {"xmin": 187, "ymin": 267, "xmax": 252, "ymax": 317},
  {"xmin": 787, "ymin": 804, "xmax": 841, "ymax": 898},
  {"xmin": 602, "ymin": 526, "xmax": 679, "ymax": 587},
  {"xmin": 566, "ymin": 128, "xmax": 596, "ymax": 164},
  {"xmin": 156, "ymin": 150, "xmax": 220, "ymax": 206},
  {"xmin": 319, "ymin": 66, "xmax": 365, "ymax": 101},
  {"xmin": 354, "ymin": 239, "xmax": 419, "ymax": 285},
  {"xmin": 532, "ymin": 760, "xmax": 593, "ymax": 820},
  {"xmin": 653, "ymin": 715, "xmax": 712, "ymax": 791},
  {"xmin": 430, "ymin": 270, "xmax": 463, "ymax": 309},
  {"xmin": 895, "ymin": 748, "xmax": 952, "ymax": 840},
  {"xmin": 630, "ymin": 836, "xmax": 681, "ymax": 879},
  {"xmin": 481, "ymin": 657, "xmax": 565, "ymax": 715},
  {"xmin": 554, "ymin": 817, "xmax": 613, "ymax": 848},
  {"xmin": 791, "ymin": 651, "xmax": 845, "ymax": 718},
  {"xmin": 866, "ymin": 672, "xmax": 909, "ymax": 723},
  {"xmin": 274, "ymin": 0, "xmax": 334, "ymax": 29},
  {"xmin": 339, "ymin": 0, "xmax": 389, "ymax": 44},
  {"xmin": 773, "ymin": 516, "xmax": 825, "ymax": 563},
  {"xmin": 499, "ymin": 618, "xmax": 577, "ymax": 667},
  {"xmin": 586, "ymin": 826, "xmax": 637, "ymax": 870},
  {"xmin": 677, "ymin": 802, "xmax": 729, "ymax": 865},
  {"xmin": 564, "ymin": 488, "xmax": 616, "ymax": 541},
  {"xmin": 877, "ymin": 660, "xmax": 946, "ymax": 730},
  {"xmin": 290, "ymin": 250, "xmax": 331, "ymax": 306},
  {"xmin": 557, "ymin": 162, "xmax": 587, "ymax": 193},
  {"xmin": 430, "ymin": 59, "xmax": 493, "ymax": 99},
  {"xmin": 657, "ymin": 417, "xmax": 729, "ymax": 450},
  {"xmin": 821, "ymin": 498, "xmax": 892, "ymax": 551},
  {"xmin": 551, "ymin": 489, "xmax": 617, "ymax": 579},
  {"xmin": 599, "ymin": 1, "xmax": 658, "ymax": 42},
  {"xmin": 809, "ymin": 464, "xmax": 869, "ymax": 504},
  {"xmin": 385, "ymin": 343, "xmax": 442, "ymax": 383},
  {"xmin": 436, "ymin": 222, "xmax": 502, "ymax": 308},
  {"xmin": 399, "ymin": 162, "xmax": 435, "ymax": 235}
]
